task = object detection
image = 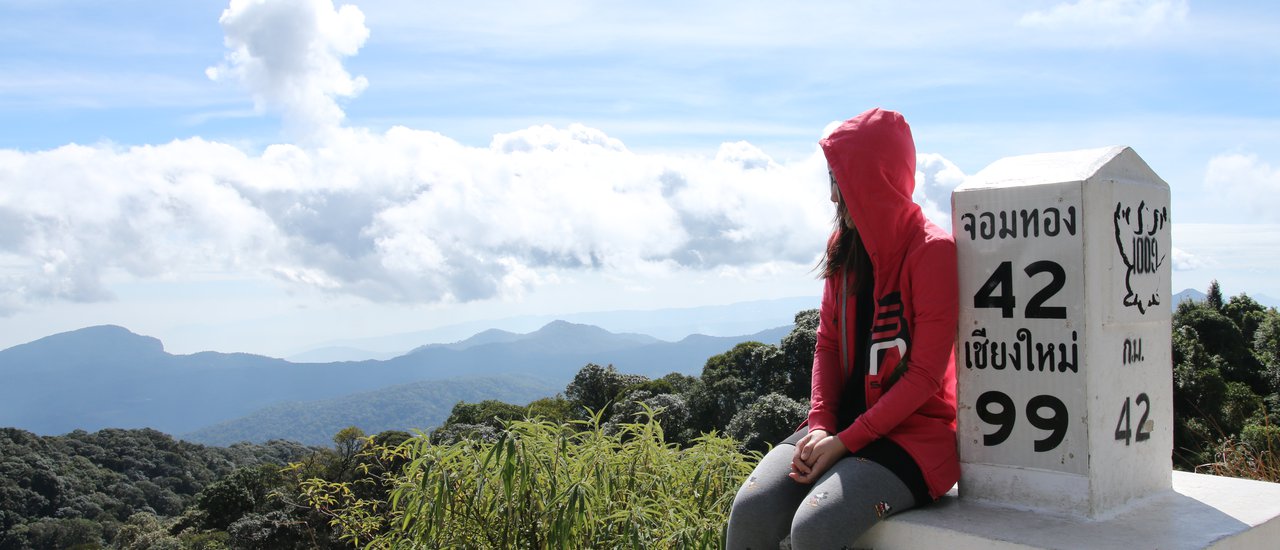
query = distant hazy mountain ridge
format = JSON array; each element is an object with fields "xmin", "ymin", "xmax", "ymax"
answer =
[
  {"xmin": 183, "ymin": 376, "xmax": 556, "ymax": 446},
  {"xmin": 0, "ymin": 319, "xmax": 792, "ymax": 441},
  {"xmin": 287, "ymin": 296, "xmax": 816, "ymax": 361},
  {"xmin": 1173, "ymin": 288, "xmax": 1207, "ymax": 306},
  {"xmin": 1171, "ymin": 287, "xmax": 1280, "ymax": 309}
]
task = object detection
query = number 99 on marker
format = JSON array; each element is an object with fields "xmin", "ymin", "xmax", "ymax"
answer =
[{"xmin": 975, "ymin": 390, "xmax": 1068, "ymax": 452}]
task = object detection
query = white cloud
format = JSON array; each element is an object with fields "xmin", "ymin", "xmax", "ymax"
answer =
[
  {"xmin": 1171, "ymin": 246, "xmax": 1204, "ymax": 271},
  {"xmin": 0, "ymin": 139, "xmax": 285, "ymax": 309},
  {"xmin": 0, "ymin": 0, "xmax": 970, "ymax": 315},
  {"xmin": 0, "ymin": 122, "xmax": 866, "ymax": 311},
  {"xmin": 206, "ymin": 0, "xmax": 370, "ymax": 140},
  {"xmin": 1171, "ymin": 222, "xmax": 1280, "ymax": 298},
  {"xmin": 1204, "ymin": 152, "xmax": 1280, "ymax": 222},
  {"xmin": 915, "ymin": 153, "xmax": 966, "ymax": 231},
  {"xmin": 1019, "ymin": 0, "xmax": 1189, "ymax": 34},
  {"xmin": 491, "ymin": 124, "xmax": 627, "ymax": 154},
  {"xmin": 714, "ymin": 141, "xmax": 778, "ymax": 171},
  {"xmin": 1173, "ymin": 223, "xmax": 1280, "ymax": 267}
]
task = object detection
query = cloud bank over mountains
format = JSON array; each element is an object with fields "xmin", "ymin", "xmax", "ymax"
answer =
[{"xmin": 3, "ymin": 0, "xmax": 1202, "ymax": 318}]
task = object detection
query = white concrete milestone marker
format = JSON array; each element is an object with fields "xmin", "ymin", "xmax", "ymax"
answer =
[{"xmin": 951, "ymin": 146, "xmax": 1173, "ymax": 518}]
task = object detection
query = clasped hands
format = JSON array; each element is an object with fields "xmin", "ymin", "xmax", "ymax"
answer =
[{"xmin": 789, "ymin": 428, "xmax": 849, "ymax": 484}]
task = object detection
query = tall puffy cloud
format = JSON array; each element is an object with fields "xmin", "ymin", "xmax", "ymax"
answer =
[{"xmin": 206, "ymin": 0, "xmax": 370, "ymax": 140}]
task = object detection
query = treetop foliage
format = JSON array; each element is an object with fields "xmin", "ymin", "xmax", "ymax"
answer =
[
  {"xmin": 0, "ymin": 427, "xmax": 319, "ymax": 549},
  {"xmin": 1173, "ymin": 280, "xmax": 1280, "ymax": 473}
]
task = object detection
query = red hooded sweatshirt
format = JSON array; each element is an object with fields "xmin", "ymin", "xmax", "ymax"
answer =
[{"xmin": 809, "ymin": 108, "xmax": 960, "ymax": 500}]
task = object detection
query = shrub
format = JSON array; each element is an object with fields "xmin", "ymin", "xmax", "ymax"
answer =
[{"xmin": 298, "ymin": 409, "xmax": 755, "ymax": 549}]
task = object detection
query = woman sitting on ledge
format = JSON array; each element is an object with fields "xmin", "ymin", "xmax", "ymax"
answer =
[{"xmin": 726, "ymin": 108, "xmax": 961, "ymax": 549}]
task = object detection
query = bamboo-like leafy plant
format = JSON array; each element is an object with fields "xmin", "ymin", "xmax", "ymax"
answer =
[{"xmin": 297, "ymin": 404, "xmax": 757, "ymax": 549}]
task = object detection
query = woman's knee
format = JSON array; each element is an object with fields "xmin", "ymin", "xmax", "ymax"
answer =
[
  {"xmin": 728, "ymin": 446, "xmax": 804, "ymax": 535},
  {"xmin": 788, "ymin": 489, "xmax": 870, "ymax": 549},
  {"xmin": 786, "ymin": 459, "xmax": 915, "ymax": 549},
  {"xmin": 728, "ymin": 479, "xmax": 778, "ymax": 524}
]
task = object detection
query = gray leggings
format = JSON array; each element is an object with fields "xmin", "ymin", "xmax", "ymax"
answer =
[{"xmin": 725, "ymin": 444, "xmax": 916, "ymax": 550}]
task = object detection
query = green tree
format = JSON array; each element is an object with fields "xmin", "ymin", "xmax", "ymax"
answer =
[
  {"xmin": 690, "ymin": 341, "xmax": 788, "ymax": 434},
  {"xmin": 227, "ymin": 510, "xmax": 312, "ymax": 550},
  {"xmin": 429, "ymin": 400, "xmax": 529, "ymax": 444},
  {"xmin": 7, "ymin": 517, "xmax": 103, "ymax": 550},
  {"xmin": 656, "ymin": 372, "xmax": 699, "ymax": 395},
  {"xmin": 1223, "ymin": 294, "xmax": 1269, "ymax": 345},
  {"xmin": 1254, "ymin": 311, "xmax": 1280, "ymax": 395},
  {"xmin": 525, "ymin": 395, "xmax": 574, "ymax": 425},
  {"xmin": 564, "ymin": 363, "xmax": 646, "ymax": 419},
  {"xmin": 1175, "ymin": 299, "xmax": 1265, "ymax": 393},
  {"xmin": 604, "ymin": 391, "xmax": 692, "ymax": 445},
  {"xmin": 1207, "ymin": 279, "xmax": 1224, "ymax": 311},
  {"xmin": 1173, "ymin": 319, "xmax": 1232, "ymax": 466},
  {"xmin": 725, "ymin": 393, "xmax": 809, "ymax": 453},
  {"xmin": 778, "ymin": 309, "xmax": 820, "ymax": 400},
  {"xmin": 1221, "ymin": 382, "xmax": 1265, "ymax": 437},
  {"xmin": 704, "ymin": 341, "xmax": 786, "ymax": 398},
  {"xmin": 192, "ymin": 464, "xmax": 284, "ymax": 531},
  {"xmin": 330, "ymin": 426, "xmax": 367, "ymax": 482},
  {"xmin": 1171, "ymin": 291, "xmax": 1278, "ymax": 472},
  {"xmin": 442, "ymin": 400, "xmax": 527, "ymax": 427},
  {"xmin": 111, "ymin": 512, "xmax": 181, "ymax": 550}
]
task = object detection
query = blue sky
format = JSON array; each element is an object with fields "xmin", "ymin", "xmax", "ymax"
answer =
[{"xmin": 1, "ymin": 0, "xmax": 1278, "ymax": 356}]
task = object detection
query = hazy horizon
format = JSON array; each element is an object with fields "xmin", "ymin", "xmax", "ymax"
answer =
[{"xmin": 3, "ymin": 0, "xmax": 1278, "ymax": 356}]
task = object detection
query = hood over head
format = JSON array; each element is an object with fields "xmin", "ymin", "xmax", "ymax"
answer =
[{"xmin": 820, "ymin": 107, "xmax": 924, "ymax": 267}]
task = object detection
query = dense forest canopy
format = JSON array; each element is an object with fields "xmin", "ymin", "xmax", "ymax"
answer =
[{"xmin": 0, "ymin": 428, "xmax": 319, "ymax": 549}]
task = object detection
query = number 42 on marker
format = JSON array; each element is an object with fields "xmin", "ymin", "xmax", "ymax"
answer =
[{"xmin": 1115, "ymin": 393, "xmax": 1152, "ymax": 445}]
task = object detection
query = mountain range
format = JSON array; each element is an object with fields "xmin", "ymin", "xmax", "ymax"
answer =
[
  {"xmin": 1173, "ymin": 288, "xmax": 1206, "ymax": 307},
  {"xmin": 0, "ymin": 320, "xmax": 793, "ymax": 441},
  {"xmin": 1172, "ymin": 287, "xmax": 1280, "ymax": 309},
  {"xmin": 285, "ymin": 296, "xmax": 817, "ymax": 362},
  {"xmin": 7, "ymin": 287, "xmax": 1250, "ymax": 445},
  {"xmin": 183, "ymin": 375, "xmax": 557, "ymax": 446}
]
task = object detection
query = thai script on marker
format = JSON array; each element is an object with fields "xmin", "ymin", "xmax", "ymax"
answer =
[
  {"xmin": 963, "ymin": 327, "xmax": 1079, "ymax": 373},
  {"xmin": 958, "ymin": 206, "xmax": 1077, "ymax": 241}
]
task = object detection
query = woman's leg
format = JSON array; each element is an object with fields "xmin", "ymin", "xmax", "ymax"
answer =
[
  {"xmin": 787, "ymin": 456, "xmax": 916, "ymax": 550},
  {"xmin": 725, "ymin": 444, "xmax": 810, "ymax": 550}
]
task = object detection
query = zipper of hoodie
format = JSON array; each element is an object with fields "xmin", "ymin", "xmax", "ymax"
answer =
[{"xmin": 841, "ymin": 270, "xmax": 850, "ymax": 378}]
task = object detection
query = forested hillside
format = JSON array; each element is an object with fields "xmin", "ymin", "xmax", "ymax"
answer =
[
  {"xmin": 0, "ymin": 428, "xmax": 319, "ymax": 549},
  {"xmin": 3, "ymin": 291, "xmax": 1277, "ymax": 549},
  {"xmin": 1172, "ymin": 282, "xmax": 1280, "ymax": 476}
]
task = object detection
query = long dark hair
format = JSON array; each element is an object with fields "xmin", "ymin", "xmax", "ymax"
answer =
[{"xmin": 820, "ymin": 192, "xmax": 872, "ymax": 294}]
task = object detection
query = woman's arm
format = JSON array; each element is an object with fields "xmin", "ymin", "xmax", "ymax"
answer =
[
  {"xmin": 806, "ymin": 274, "xmax": 844, "ymax": 434},
  {"xmin": 834, "ymin": 238, "xmax": 958, "ymax": 454},
  {"xmin": 793, "ymin": 274, "xmax": 848, "ymax": 484}
]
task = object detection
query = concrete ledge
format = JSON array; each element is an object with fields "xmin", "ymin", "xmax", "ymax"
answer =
[{"xmin": 852, "ymin": 472, "xmax": 1280, "ymax": 549}]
